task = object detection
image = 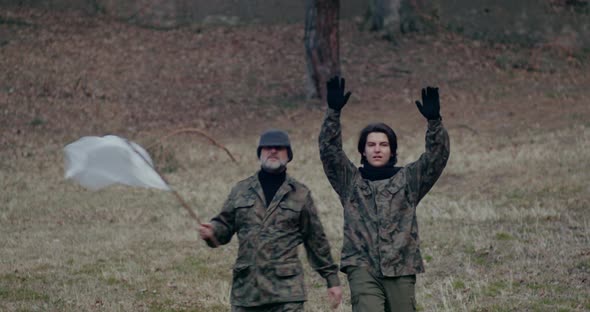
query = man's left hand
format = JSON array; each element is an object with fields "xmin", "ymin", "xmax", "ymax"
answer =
[{"xmin": 327, "ymin": 286, "xmax": 343, "ymax": 310}]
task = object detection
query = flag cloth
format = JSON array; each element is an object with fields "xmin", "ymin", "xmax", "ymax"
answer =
[{"xmin": 64, "ymin": 135, "xmax": 170, "ymax": 191}]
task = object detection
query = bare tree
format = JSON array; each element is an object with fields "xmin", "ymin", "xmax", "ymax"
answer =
[{"xmin": 304, "ymin": 0, "xmax": 341, "ymax": 99}]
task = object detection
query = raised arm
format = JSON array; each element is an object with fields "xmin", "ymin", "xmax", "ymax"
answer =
[
  {"xmin": 318, "ymin": 76, "xmax": 358, "ymax": 199},
  {"xmin": 407, "ymin": 87, "xmax": 451, "ymax": 202}
]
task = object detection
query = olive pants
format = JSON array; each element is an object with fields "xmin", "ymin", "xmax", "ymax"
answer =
[
  {"xmin": 346, "ymin": 267, "xmax": 416, "ymax": 312},
  {"xmin": 232, "ymin": 302, "xmax": 304, "ymax": 312}
]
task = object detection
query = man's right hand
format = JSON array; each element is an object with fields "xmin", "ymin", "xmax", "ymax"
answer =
[
  {"xmin": 199, "ymin": 223, "xmax": 215, "ymax": 241},
  {"xmin": 326, "ymin": 76, "xmax": 351, "ymax": 111},
  {"xmin": 415, "ymin": 86, "xmax": 441, "ymax": 120}
]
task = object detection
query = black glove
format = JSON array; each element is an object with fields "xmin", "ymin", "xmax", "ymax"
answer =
[
  {"xmin": 326, "ymin": 76, "xmax": 351, "ymax": 111},
  {"xmin": 415, "ymin": 86, "xmax": 441, "ymax": 120}
]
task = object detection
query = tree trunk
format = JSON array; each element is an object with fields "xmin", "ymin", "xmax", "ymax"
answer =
[{"xmin": 304, "ymin": 0, "xmax": 341, "ymax": 100}]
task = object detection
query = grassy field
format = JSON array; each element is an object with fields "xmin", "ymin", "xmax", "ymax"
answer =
[{"xmin": 1, "ymin": 8, "xmax": 589, "ymax": 312}]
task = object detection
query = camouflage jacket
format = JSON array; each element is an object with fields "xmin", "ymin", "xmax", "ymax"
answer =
[
  {"xmin": 207, "ymin": 172, "xmax": 340, "ymax": 307},
  {"xmin": 318, "ymin": 108, "xmax": 450, "ymax": 278}
]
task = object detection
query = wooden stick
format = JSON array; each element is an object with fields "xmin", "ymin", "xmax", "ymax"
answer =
[
  {"xmin": 158, "ymin": 173, "xmax": 202, "ymax": 224},
  {"xmin": 147, "ymin": 127, "xmax": 238, "ymax": 163},
  {"xmin": 123, "ymin": 139, "xmax": 200, "ymax": 222},
  {"xmin": 124, "ymin": 139, "xmax": 220, "ymax": 247}
]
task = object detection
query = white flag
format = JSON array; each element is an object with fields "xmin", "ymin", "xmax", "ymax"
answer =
[{"xmin": 64, "ymin": 135, "xmax": 171, "ymax": 191}]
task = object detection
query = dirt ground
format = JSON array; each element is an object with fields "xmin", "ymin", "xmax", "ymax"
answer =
[{"xmin": 2, "ymin": 8, "xmax": 589, "ymax": 152}]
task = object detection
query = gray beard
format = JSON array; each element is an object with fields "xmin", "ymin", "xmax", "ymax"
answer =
[{"xmin": 260, "ymin": 159, "xmax": 287, "ymax": 173}]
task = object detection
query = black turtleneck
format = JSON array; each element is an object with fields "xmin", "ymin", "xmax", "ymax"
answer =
[
  {"xmin": 258, "ymin": 169, "xmax": 286, "ymax": 207},
  {"xmin": 359, "ymin": 163, "xmax": 401, "ymax": 181}
]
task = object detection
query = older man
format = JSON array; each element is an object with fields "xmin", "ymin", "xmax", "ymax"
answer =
[
  {"xmin": 318, "ymin": 77, "xmax": 450, "ymax": 312},
  {"xmin": 200, "ymin": 129, "xmax": 342, "ymax": 312}
]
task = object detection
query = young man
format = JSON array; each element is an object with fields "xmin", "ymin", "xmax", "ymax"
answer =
[
  {"xmin": 199, "ymin": 129, "xmax": 343, "ymax": 312},
  {"xmin": 318, "ymin": 77, "xmax": 450, "ymax": 312}
]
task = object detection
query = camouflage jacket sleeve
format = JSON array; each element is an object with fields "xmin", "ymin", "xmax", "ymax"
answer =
[
  {"xmin": 206, "ymin": 187, "xmax": 239, "ymax": 247},
  {"xmin": 318, "ymin": 108, "xmax": 358, "ymax": 200},
  {"xmin": 301, "ymin": 193, "xmax": 341, "ymax": 288},
  {"xmin": 406, "ymin": 119, "xmax": 450, "ymax": 203}
]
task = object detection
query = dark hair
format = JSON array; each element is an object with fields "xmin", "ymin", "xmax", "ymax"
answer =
[{"xmin": 357, "ymin": 123, "xmax": 397, "ymax": 166}]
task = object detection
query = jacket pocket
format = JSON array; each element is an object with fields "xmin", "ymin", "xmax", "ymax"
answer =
[
  {"xmin": 385, "ymin": 183, "xmax": 403, "ymax": 197},
  {"xmin": 231, "ymin": 263, "xmax": 253, "ymax": 302},
  {"xmin": 233, "ymin": 263, "xmax": 251, "ymax": 274},
  {"xmin": 275, "ymin": 201, "xmax": 301, "ymax": 231},
  {"xmin": 271, "ymin": 262, "xmax": 305, "ymax": 298},
  {"xmin": 275, "ymin": 262, "xmax": 301, "ymax": 277},
  {"xmin": 359, "ymin": 182, "xmax": 372, "ymax": 197},
  {"xmin": 234, "ymin": 196, "xmax": 256, "ymax": 233},
  {"xmin": 234, "ymin": 196, "xmax": 255, "ymax": 209}
]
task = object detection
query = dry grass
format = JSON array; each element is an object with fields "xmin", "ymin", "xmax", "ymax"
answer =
[
  {"xmin": 1, "ymin": 8, "xmax": 590, "ymax": 312},
  {"xmin": 1, "ymin": 122, "xmax": 588, "ymax": 311}
]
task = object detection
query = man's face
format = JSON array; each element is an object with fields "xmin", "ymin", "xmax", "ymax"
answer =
[
  {"xmin": 260, "ymin": 146, "xmax": 289, "ymax": 172},
  {"xmin": 363, "ymin": 132, "xmax": 391, "ymax": 167}
]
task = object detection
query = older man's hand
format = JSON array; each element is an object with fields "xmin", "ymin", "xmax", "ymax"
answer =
[
  {"xmin": 327, "ymin": 285, "xmax": 343, "ymax": 310},
  {"xmin": 199, "ymin": 223, "xmax": 214, "ymax": 241}
]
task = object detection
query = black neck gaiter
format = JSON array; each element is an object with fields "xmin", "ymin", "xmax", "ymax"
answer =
[
  {"xmin": 359, "ymin": 161, "xmax": 401, "ymax": 181},
  {"xmin": 258, "ymin": 169, "xmax": 286, "ymax": 207}
]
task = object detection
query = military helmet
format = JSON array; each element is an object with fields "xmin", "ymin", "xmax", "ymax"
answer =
[{"xmin": 257, "ymin": 129, "xmax": 293, "ymax": 162}]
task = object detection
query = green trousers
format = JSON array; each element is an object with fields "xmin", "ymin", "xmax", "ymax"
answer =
[
  {"xmin": 346, "ymin": 267, "xmax": 416, "ymax": 312},
  {"xmin": 232, "ymin": 302, "xmax": 304, "ymax": 312}
]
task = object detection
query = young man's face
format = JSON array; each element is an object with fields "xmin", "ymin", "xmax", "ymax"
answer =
[
  {"xmin": 260, "ymin": 146, "xmax": 289, "ymax": 172},
  {"xmin": 363, "ymin": 132, "xmax": 391, "ymax": 167}
]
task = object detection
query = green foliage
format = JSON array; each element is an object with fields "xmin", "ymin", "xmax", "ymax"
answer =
[
  {"xmin": 89, "ymin": 0, "xmax": 106, "ymax": 15},
  {"xmin": 452, "ymin": 279, "xmax": 466, "ymax": 290},
  {"xmin": 575, "ymin": 259, "xmax": 590, "ymax": 272},
  {"xmin": 464, "ymin": 245, "xmax": 490, "ymax": 266},
  {"xmin": 483, "ymin": 280, "xmax": 508, "ymax": 297},
  {"xmin": 482, "ymin": 304, "xmax": 513, "ymax": 312},
  {"xmin": 0, "ymin": 272, "xmax": 24, "ymax": 283},
  {"xmin": 446, "ymin": 23, "xmax": 464, "ymax": 34},
  {"xmin": 172, "ymin": 256, "xmax": 230, "ymax": 280},
  {"xmin": 494, "ymin": 52, "xmax": 534, "ymax": 71},
  {"xmin": 74, "ymin": 259, "xmax": 108, "ymax": 275},
  {"xmin": 572, "ymin": 47, "xmax": 590, "ymax": 63},
  {"xmin": 494, "ymin": 232, "xmax": 514, "ymax": 241},
  {"xmin": 0, "ymin": 286, "xmax": 49, "ymax": 302},
  {"xmin": 525, "ymin": 282, "xmax": 543, "ymax": 290},
  {"xmin": 174, "ymin": 256, "xmax": 205, "ymax": 274},
  {"xmin": 550, "ymin": 0, "xmax": 590, "ymax": 14},
  {"xmin": 0, "ymin": 16, "xmax": 32, "ymax": 26},
  {"xmin": 148, "ymin": 300, "xmax": 225, "ymax": 312},
  {"xmin": 276, "ymin": 98, "xmax": 299, "ymax": 109},
  {"xmin": 105, "ymin": 276, "xmax": 119, "ymax": 285},
  {"xmin": 29, "ymin": 117, "xmax": 44, "ymax": 127}
]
